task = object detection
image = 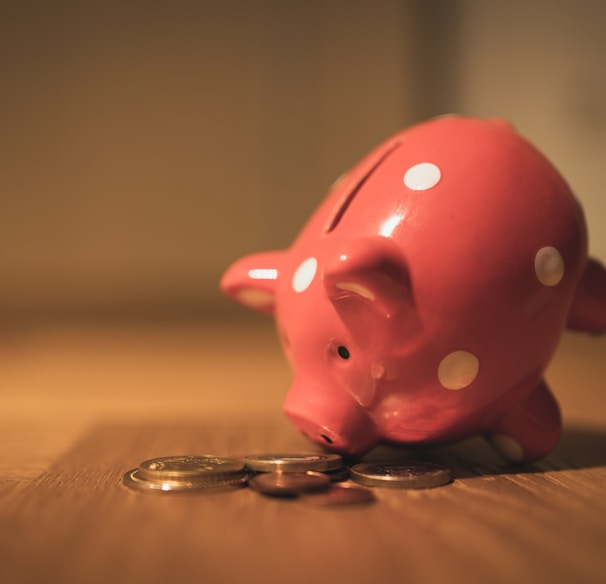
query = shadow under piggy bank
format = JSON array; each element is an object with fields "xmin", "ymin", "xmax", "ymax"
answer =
[{"xmin": 358, "ymin": 422, "xmax": 606, "ymax": 481}]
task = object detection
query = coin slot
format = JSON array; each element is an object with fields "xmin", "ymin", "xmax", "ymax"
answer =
[
  {"xmin": 324, "ymin": 141, "xmax": 401, "ymax": 233},
  {"xmin": 320, "ymin": 434, "xmax": 333, "ymax": 444}
]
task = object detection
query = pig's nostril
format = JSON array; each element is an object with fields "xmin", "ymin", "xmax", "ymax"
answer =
[{"xmin": 320, "ymin": 434, "xmax": 333, "ymax": 444}]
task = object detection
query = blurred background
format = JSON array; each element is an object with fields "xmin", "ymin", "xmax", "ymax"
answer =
[
  {"xmin": 1, "ymin": 0, "xmax": 605, "ymax": 325},
  {"xmin": 2, "ymin": 7, "xmax": 606, "ymax": 578},
  {"xmin": 1, "ymin": 0, "xmax": 606, "ymax": 504}
]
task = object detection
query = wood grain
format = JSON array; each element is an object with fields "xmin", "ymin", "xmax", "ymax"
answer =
[
  {"xmin": 1, "ymin": 420, "xmax": 606, "ymax": 584},
  {"xmin": 1, "ymin": 323, "xmax": 605, "ymax": 584}
]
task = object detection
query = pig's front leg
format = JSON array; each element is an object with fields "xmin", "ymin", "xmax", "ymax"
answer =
[{"xmin": 486, "ymin": 380, "xmax": 561, "ymax": 463}]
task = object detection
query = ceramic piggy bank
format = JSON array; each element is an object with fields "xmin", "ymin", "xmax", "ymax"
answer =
[{"xmin": 221, "ymin": 116, "xmax": 606, "ymax": 462}]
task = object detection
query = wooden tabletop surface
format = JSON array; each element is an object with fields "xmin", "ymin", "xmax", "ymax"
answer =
[{"xmin": 1, "ymin": 320, "xmax": 605, "ymax": 584}]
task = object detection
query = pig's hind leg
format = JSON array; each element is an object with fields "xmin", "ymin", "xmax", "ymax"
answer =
[{"xmin": 485, "ymin": 380, "xmax": 561, "ymax": 463}]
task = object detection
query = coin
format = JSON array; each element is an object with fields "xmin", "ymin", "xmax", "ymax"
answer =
[
  {"xmin": 243, "ymin": 453, "xmax": 343, "ymax": 473},
  {"xmin": 302, "ymin": 483, "xmax": 376, "ymax": 507},
  {"xmin": 122, "ymin": 468, "xmax": 247, "ymax": 493},
  {"xmin": 249, "ymin": 471, "xmax": 330, "ymax": 496},
  {"xmin": 350, "ymin": 461, "xmax": 451, "ymax": 489},
  {"xmin": 138, "ymin": 455, "xmax": 245, "ymax": 482},
  {"xmin": 322, "ymin": 466, "xmax": 350, "ymax": 482}
]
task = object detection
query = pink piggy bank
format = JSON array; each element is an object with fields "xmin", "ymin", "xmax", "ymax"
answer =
[{"xmin": 221, "ymin": 116, "xmax": 606, "ymax": 463}]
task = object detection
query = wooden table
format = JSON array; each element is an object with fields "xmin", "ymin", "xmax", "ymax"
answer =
[{"xmin": 1, "ymin": 320, "xmax": 605, "ymax": 584}]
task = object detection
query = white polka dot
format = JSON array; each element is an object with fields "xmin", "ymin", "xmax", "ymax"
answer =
[
  {"xmin": 292, "ymin": 257, "xmax": 317, "ymax": 292},
  {"xmin": 438, "ymin": 350, "xmax": 479, "ymax": 390},
  {"xmin": 403, "ymin": 162, "xmax": 441, "ymax": 191},
  {"xmin": 534, "ymin": 246, "xmax": 564, "ymax": 286},
  {"xmin": 491, "ymin": 434, "xmax": 524, "ymax": 463}
]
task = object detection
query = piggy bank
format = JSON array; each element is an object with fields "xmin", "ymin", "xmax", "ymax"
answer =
[{"xmin": 221, "ymin": 116, "xmax": 606, "ymax": 463}]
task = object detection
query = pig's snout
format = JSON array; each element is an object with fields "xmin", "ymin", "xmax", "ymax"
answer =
[{"xmin": 283, "ymin": 382, "xmax": 379, "ymax": 456}]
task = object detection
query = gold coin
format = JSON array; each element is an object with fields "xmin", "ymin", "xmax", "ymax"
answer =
[
  {"xmin": 350, "ymin": 461, "xmax": 451, "ymax": 489},
  {"xmin": 122, "ymin": 469, "xmax": 247, "ymax": 493},
  {"xmin": 138, "ymin": 455, "xmax": 245, "ymax": 482},
  {"xmin": 243, "ymin": 453, "xmax": 343, "ymax": 473}
]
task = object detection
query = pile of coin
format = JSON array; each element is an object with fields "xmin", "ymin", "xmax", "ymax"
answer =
[
  {"xmin": 123, "ymin": 455, "xmax": 248, "ymax": 492},
  {"xmin": 243, "ymin": 453, "xmax": 376, "ymax": 505},
  {"xmin": 123, "ymin": 452, "xmax": 451, "ymax": 506}
]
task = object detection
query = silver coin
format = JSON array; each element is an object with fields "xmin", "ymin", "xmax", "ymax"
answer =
[
  {"xmin": 138, "ymin": 455, "xmax": 245, "ymax": 482},
  {"xmin": 350, "ymin": 461, "xmax": 451, "ymax": 489},
  {"xmin": 243, "ymin": 453, "xmax": 343, "ymax": 473},
  {"xmin": 302, "ymin": 483, "xmax": 376, "ymax": 506},
  {"xmin": 249, "ymin": 471, "xmax": 330, "ymax": 496},
  {"xmin": 122, "ymin": 468, "xmax": 247, "ymax": 493}
]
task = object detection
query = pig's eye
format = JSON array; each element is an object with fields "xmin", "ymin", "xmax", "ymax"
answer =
[{"xmin": 337, "ymin": 345, "xmax": 350, "ymax": 360}]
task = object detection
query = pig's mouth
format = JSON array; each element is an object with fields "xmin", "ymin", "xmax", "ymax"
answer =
[
  {"xmin": 299, "ymin": 428, "xmax": 336, "ymax": 448},
  {"xmin": 283, "ymin": 378, "xmax": 381, "ymax": 456},
  {"xmin": 286, "ymin": 408, "xmax": 378, "ymax": 456}
]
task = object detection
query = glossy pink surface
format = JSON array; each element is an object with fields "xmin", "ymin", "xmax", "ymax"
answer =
[{"xmin": 221, "ymin": 116, "xmax": 606, "ymax": 462}]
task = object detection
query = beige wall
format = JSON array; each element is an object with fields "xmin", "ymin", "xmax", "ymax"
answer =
[
  {"xmin": 0, "ymin": 0, "xmax": 417, "ymax": 318},
  {"xmin": 1, "ymin": 1, "xmax": 603, "ymax": 320},
  {"xmin": 456, "ymin": 0, "xmax": 606, "ymax": 260}
]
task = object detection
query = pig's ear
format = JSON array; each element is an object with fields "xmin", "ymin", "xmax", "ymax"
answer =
[
  {"xmin": 220, "ymin": 251, "xmax": 285, "ymax": 314},
  {"xmin": 323, "ymin": 237, "xmax": 412, "ymax": 319}
]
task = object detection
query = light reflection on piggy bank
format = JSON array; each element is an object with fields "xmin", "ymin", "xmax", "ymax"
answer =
[{"xmin": 221, "ymin": 116, "xmax": 606, "ymax": 462}]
